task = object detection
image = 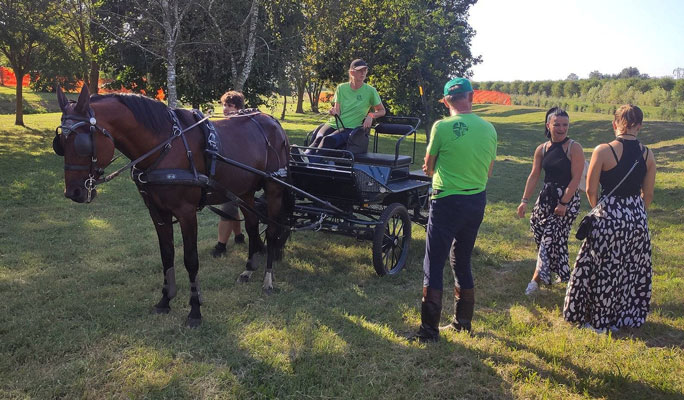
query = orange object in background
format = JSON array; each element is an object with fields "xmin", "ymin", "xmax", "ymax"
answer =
[
  {"xmin": 1, "ymin": 67, "xmax": 164, "ymax": 99},
  {"xmin": 318, "ymin": 91, "xmax": 334, "ymax": 103},
  {"xmin": 0, "ymin": 67, "xmax": 30, "ymax": 87},
  {"xmin": 473, "ymin": 90, "xmax": 511, "ymax": 105}
]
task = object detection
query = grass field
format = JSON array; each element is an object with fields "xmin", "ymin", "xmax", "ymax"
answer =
[{"xmin": 1, "ymin": 97, "xmax": 683, "ymax": 399}]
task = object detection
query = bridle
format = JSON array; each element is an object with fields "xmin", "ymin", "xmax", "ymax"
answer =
[
  {"xmin": 53, "ymin": 106, "xmax": 116, "ymax": 202},
  {"xmin": 54, "ymin": 104, "xmax": 211, "ymax": 203}
]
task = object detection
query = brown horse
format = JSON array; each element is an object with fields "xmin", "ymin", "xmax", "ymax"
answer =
[{"xmin": 53, "ymin": 85, "xmax": 292, "ymax": 327}]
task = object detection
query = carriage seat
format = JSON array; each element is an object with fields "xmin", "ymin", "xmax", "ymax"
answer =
[{"xmin": 354, "ymin": 152, "xmax": 412, "ymax": 167}]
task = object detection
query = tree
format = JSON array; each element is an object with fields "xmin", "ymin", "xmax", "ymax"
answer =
[
  {"xmin": 29, "ymin": 0, "xmax": 101, "ymax": 94},
  {"xmin": 297, "ymin": 0, "xmax": 480, "ymax": 123},
  {"xmin": 94, "ymin": 0, "xmax": 201, "ymax": 107},
  {"xmin": 563, "ymin": 80, "xmax": 580, "ymax": 97},
  {"xmin": 589, "ymin": 70, "xmax": 604, "ymax": 79},
  {"xmin": 656, "ymin": 77, "xmax": 676, "ymax": 92},
  {"xmin": 673, "ymin": 79, "xmax": 684, "ymax": 101},
  {"xmin": 617, "ymin": 67, "xmax": 640, "ymax": 79},
  {"xmin": 538, "ymin": 81, "xmax": 552, "ymax": 96},
  {"xmin": 0, "ymin": 0, "xmax": 56, "ymax": 125},
  {"xmin": 56, "ymin": 0, "xmax": 101, "ymax": 94},
  {"xmin": 566, "ymin": 73, "xmax": 579, "ymax": 81},
  {"xmin": 527, "ymin": 81, "xmax": 540, "ymax": 95},
  {"xmin": 674, "ymin": 67, "xmax": 684, "ymax": 79}
]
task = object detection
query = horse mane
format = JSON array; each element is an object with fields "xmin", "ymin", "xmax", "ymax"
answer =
[{"xmin": 92, "ymin": 93, "xmax": 172, "ymax": 135}]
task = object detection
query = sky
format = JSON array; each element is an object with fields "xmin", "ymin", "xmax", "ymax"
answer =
[{"xmin": 468, "ymin": 0, "xmax": 684, "ymax": 82}]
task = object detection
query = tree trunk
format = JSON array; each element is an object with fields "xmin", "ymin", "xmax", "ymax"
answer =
[
  {"xmin": 14, "ymin": 77, "xmax": 24, "ymax": 126},
  {"xmin": 295, "ymin": 79, "xmax": 305, "ymax": 113},
  {"xmin": 233, "ymin": 0, "xmax": 259, "ymax": 91},
  {"xmin": 160, "ymin": 0, "xmax": 179, "ymax": 108},
  {"xmin": 166, "ymin": 48, "xmax": 178, "ymax": 108},
  {"xmin": 307, "ymin": 80, "xmax": 322, "ymax": 113},
  {"xmin": 280, "ymin": 95, "xmax": 287, "ymax": 120},
  {"xmin": 89, "ymin": 59, "xmax": 99, "ymax": 94}
]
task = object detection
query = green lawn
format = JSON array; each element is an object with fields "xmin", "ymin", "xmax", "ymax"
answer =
[
  {"xmin": 0, "ymin": 85, "xmax": 63, "ymax": 114},
  {"xmin": 0, "ymin": 101, "xmax": 682, "ymax": 399}
]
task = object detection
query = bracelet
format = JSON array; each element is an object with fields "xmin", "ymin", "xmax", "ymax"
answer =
[
  {"xmin": 520, "ymin": 198, "xmax": 528, "ymax": 204},
  {"xmin": 558, "ymin": 200, "xmax": 569, "ymax": 206}
]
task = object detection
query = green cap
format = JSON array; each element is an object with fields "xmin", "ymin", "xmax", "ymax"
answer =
[{"xmin": 443, "ymin": 77, "xmax": 473, "ymax": 96}]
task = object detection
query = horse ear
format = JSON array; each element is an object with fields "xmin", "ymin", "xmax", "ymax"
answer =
[
  {"xmin": 56, "ymin": 86, "xmax": 69, "ymax": 112},
  {"xmin": 74, "ymin": 84, "xmax": 91, "ymax": 114}
]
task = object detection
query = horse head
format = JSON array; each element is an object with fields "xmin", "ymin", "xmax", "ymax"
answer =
[{"xmin": 54, "ymin": 85, "xmax": 115, "ymax": 203}]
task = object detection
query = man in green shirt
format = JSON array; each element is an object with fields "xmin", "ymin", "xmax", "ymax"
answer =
[
  {"xmin": 308, "ymin": 59, "xmax": 386, "ymax": 155},
  {"xmin": 410, "ymin": 77, "xmax": 497, "ymax": 343}
]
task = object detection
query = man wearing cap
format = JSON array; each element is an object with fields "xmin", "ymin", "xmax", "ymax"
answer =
[
  {"xmin": 410, "ymin": 77, "xmax": 497, "ymax": 343},
  {"xmin": 308, "ymin": 59, "xmax": 385, "ymax": 155}
]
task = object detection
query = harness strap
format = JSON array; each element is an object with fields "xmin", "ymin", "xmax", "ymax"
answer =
[
  {"xmin": 245, "ymin": 114, "xmax": 279, "ymax": 171},
  {"xmin": 98, "ymin": 114, "xmax": 209, "ymax": 185}
]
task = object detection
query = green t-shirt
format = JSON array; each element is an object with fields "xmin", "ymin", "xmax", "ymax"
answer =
[
  {"xmin": 427, "ymin": 113, "xmax": 497, "ymax": 198},
  {"xmin": 327, "ymin": 82, "xmax": 382, "ymax": 129}
]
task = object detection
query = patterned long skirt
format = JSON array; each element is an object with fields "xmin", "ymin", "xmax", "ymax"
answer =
[
  {"xmin": 563, "ymin": 195, "xmax": 652, "ymax": 329},
  {"xmin": 529, "ymin": 183, "xmax": 580, "ymax": 284}
]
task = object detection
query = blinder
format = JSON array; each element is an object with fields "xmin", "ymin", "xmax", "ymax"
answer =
[
  {"xmin": 52, "ymin": 132, "xmax": 64, "ymax": 156},
  {"xmin": 54, "ymin": 112, "xmax": 114, "ymax": 158},
  {"xmin": 74, "ymin": 131, "xmax": 94, "ymax": 157}
]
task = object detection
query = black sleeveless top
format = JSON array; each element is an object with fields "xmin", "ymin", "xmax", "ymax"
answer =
[
  {"xmin": 600, "ymin": 138, "xmax": 647, "ymax": 197},
  {"xmin": 542, "ymin": 137, "xmax": 572, "ymax": 187}
]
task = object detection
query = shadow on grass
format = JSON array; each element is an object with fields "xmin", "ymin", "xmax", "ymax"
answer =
[
  {"xmin": 616, "ymin": 320, "xmax": 684, "ymax": 350},
  {"xmin": 480, "ymin": 331, "xmax": 683, "ymax": 400}
]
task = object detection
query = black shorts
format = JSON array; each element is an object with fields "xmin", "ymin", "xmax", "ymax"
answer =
[{"xmin": 219, "ymin": 201, "xmax": 239, "ymax": 221}]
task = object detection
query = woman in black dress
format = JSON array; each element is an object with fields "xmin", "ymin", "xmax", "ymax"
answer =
[
  {"xmin": 517, "ymin": 107, "xmax": 585, "ymax": 295},
  {"xmin": 564, "ymin": 105, "xmax": 656, "ymax": 333}
]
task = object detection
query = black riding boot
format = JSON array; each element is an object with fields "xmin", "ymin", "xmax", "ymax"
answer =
[
  {"xmin": 409, "ymin": 287, "xmax": 443, "ymax": 343},
  {"xmin": 440, "ymin": 287, "xmax": 474, "ymax": 333}
]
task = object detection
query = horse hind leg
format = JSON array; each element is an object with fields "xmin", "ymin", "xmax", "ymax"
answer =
[
  {"xmin": 262, "ymin": 184, "xmax": 290, "ymax": 294},
  {"xmin": 151, "ymin": 209, "xmax": 176, "ymax": 314},
  {"xmin": 237, "ymin": 196, "xmax": 262, "ymax": 283}
]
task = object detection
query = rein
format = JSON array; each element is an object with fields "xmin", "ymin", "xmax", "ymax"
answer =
[{"xmin": 100, "ymin": 113, "xmax": 209, "ymax": 186}]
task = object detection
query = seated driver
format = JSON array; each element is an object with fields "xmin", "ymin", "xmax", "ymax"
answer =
[{"xmin": 307, "ymin": 59, "xmax": 385, "ymax": 156}]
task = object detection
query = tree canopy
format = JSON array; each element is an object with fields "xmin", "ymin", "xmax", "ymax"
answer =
[{"xmin": 1, "ymin": 0, "xmax": 481, "ymax": 124}]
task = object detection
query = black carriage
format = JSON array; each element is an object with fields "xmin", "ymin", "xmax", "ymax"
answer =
[{"xmin": 287, "ymin": 116, "xmax": 431, "ymax": 276}]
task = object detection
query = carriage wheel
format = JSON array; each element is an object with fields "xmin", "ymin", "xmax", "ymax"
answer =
[{"xmin": 372, "ymin": 203, "xmax": 411, "ymax": 276}]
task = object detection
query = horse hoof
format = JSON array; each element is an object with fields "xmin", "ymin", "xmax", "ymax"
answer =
[
  {"xmin": 154, "ymin": 306, "xmax": 171, "ymax": 314},
  {"xmin": 262, "ymin": 286, "xmax": 274, "ymax": 295},
  {"xmin": 186, "ymin": 317, "xmax": 202, "ymax": 328},
  {"xmin": 237, "ymin": 272, "xmax": 251, "ymax": 283}
]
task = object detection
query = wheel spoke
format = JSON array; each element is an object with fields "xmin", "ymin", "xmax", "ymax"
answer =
[
  {"xmin": 388, "ymin": 245, "xmax": 395, "ymax": 269},
  {"xmin": 383, "ymin": 247, "xmax": 391, "ymax": 266}
]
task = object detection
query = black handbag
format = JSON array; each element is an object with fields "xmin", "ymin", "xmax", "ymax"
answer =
[
  {"xmin": 575, "ymin": 158, "xmax": 639, "ymax": 240},
  {"xmin": 575, "ymin": 214, "xmax": 596, "ymax": 240}
]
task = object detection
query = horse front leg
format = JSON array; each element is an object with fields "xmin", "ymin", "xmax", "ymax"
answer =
[
  {"xmin": 177, "ymin": 208, "xmax": 202, "ymax": 328},
  {"xmin": 237, "ymin": 195, "xmax": 263, "ymax": 283},
  {"xmin": 151, "ymin": 209, "xmax": 176, "ymax": 314}
]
